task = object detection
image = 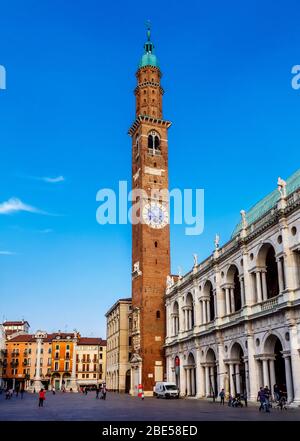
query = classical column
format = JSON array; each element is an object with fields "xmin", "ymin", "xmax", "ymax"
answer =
[
  {"xmin": 213, "ymin": 291, "xmax": 218, "ymax": 319},
  {"xmin": 179, "ymin": 355, "xmax": 186, "ymax": 397},
  {"xmin": 289, "ymin": 324, "xmax": 300, "ymax": 405},
  {"xmin": 217, "ymin": 342, "xmax": 226, "ymax": 392},
  {"xmin": 277, "ymin": 258, "xmax": 284, "ymax": 293},
  {"xmin": 235, "ymin": 364, "xmax": 241, "ymax": 394},
  {"xmin": 68, "ymin": 334, "xmax": 78, "ymax": 392},
  {"xmin": 261, "ymin": 270, "xmax": 268, "ymax": 301},
  {"xmin": 262, "ymin": 359, "xmax": 270, "ymax": 388},
  {"xmin": 229, "ymin": 363, "xmax": 235, "ymax": 396},
  {"xmin": 202, "ymin": 301, "xmax": 207, "ymax": 324},
  {"xmin": 210, "ymin": 366, "xmax": 215, "ymax": 396},
  {"xmin": 30, "ymin": 332, "xmax": 45, "ymax": 392},
  {"xmin": 230, "ymin": 288, "xmax": 235, "ymax": 313},
  {"xmin": 191, "ymin": 368, "xmax": 196, "ymax": 396},
  {"xmin": 178, "ymin": 297, "xmax": 184, "ymax": 334},
  {"xmin": 256, "ymin": 271, "xmax": 262, "ymax": 303},
  {"xmin": 269, "ymin": 359, "xmax": 276, "ymax": 396},
  {"xmin": 240, "ymin": 277, "xmax": 245, "ymax": 307},
  {"xmin": 283, "ymin": 355, "xmax": 294, "ymax": 403},
  {"xmin": 195, "ymin": 349, "xmax": 204, "ymax": 398},
  {"xmin": 186, "ymin": 368, "xmax": 191, "ymax": 396},
  {"xmin": 244, "ymin": 360, "xmax": 250, "ymax": 397},
  {"xmin": 194, "ymin": 298, "xmax": 202, "ymax": 328},
  {"xmin": 225, "ymin": 288, "xmax": 230, "ymax": 315},
  {"xmin": 205, "ymin": 366, "xmax": 210, "ymax": 397},
  {"xmin": 206, "ymin": 301, "xmax": 210, "ymax": 323}
]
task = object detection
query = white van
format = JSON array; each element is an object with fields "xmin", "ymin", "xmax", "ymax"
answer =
[{"xmin": 154, "ymin": 382, "xmax": 179, "ymax": 399}]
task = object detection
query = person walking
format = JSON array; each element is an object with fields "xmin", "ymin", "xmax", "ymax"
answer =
[
  {"xmin": 264, "ymin": 386, "xmax": 271, "ymax": 411},
  {"xmin": 257, "ymin": 387, "xmax": 266, "ymax": 412},
  {"xmin": 243, "ymin": 391, "xmax": 248, "ymax": 407},
  {"xmin": 20, "ymin": 388, "xmax": 24, "ymax": 399},
  {"xmin": 38, "ymin": 389, "xmax": 46, "ymax": 407},
  {"xmin": 273, "ymin": 384, "xmax": 280, "ymax": 402},
  {"xmin": 85, "ymin": 387, "xmax": 88, "ymax": 396},
  {"xmin": 102, "ymin": 384, "xmax": 107, "ymax": 400},
  {"xmin": 219, "ymin": 389, "xmax": 225, "ymax": 405},
  {"xmin": 96, "ymin": 387, "xmax": 100, "ymax": 399}
]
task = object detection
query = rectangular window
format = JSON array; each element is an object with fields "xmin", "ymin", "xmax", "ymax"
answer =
[
  {"xmin": 48, "ymin": 348, "xmax": 51, "ymax": 354},
  {"xmin": 100, "ymin": 353, "xmax": 103, "ymax": 360},
  {"xmin": 93, "ymin": 374, "xmax": 96, "ymax": 378},
  {"xmin": 65, "ymin": 362, "xmax": 69, "ymax": 371},
  {"xmin": 86, "ymin": 374, "xmax": 89, "ymax": 379},
  {"xmin": 86, "ymin": 364, "xmax": 89, "ymax": 372},
  {"xmin": 55, "ymin": 362, "xmax": 59, "ymax": 371},
  {"xmin": 82, "ymin": 374, "xmax": 85, "ymax": 378},
  {"xmin": 83, "ymin": 364, "xmax": 85, "ymax": 372},
  {"xmin": 56, "ymin": 345, "xmax": 59, "ymax": 350}
]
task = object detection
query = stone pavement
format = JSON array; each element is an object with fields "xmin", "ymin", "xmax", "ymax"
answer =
[{"xmin": 0, "ymin": 391, "xmax": 299, "ymax": 421}]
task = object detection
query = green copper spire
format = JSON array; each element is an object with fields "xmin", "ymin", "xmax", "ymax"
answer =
[{"xmin": 138, "ymin": 21, "xmax": 160, "ymax": 69}]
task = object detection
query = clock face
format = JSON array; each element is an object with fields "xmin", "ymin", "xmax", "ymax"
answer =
[{"xmin": 142, "ymin": 202, "xmax": 169, "ymax": 229}]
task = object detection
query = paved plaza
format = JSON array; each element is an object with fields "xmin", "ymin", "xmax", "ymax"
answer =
[{"xmin": 0, "ymin": 392, "xmax": 300, "ymax": 421}]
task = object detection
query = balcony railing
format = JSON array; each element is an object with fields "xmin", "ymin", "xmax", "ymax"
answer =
[{"xmin": 261, "ymin": 296, "xmax": 279, "ymax": 311}]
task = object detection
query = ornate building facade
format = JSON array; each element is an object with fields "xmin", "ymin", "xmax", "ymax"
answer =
[{"xmin": 165, "ymin": 170, "xmax": 300, "ymax": 405}]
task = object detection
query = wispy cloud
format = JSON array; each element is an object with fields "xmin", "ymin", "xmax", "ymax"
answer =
[
  {"xmin": 0, "ymin": 251, "xmax": 17, "ymax": 255},
  {"xmin": 0, "ymin": 198, "xmax": 49, "ymax": 215},
  {"xmin": 42, "ymin": 176, "xmax": 65, "ymax": 183},
  {"xmin": 38, "ymin": 228, "xmax": 54, "ymax": 234}
]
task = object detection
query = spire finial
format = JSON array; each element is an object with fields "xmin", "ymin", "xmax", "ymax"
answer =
[{"xmin": 145, "ymin": 20, "xmax": 151, "ymax": 41}]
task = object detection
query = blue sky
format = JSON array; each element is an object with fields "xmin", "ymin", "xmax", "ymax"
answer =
[{"xmin": 0, "ymin": 0, "xmax": 299, "ymax": 337}]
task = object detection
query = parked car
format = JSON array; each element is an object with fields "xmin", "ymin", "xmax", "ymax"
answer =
[{"xmin": 154, "ymin": 382, "xmax": 179, "ymax": 399}]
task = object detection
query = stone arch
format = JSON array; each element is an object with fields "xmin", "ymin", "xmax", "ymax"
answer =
[
  {"xmin": 185, "ymin": 352, "xmax": 196, "ymax": 397},
  {"xmin": 203, "ymin": 280, "xmax": 215, "ymax": 321},
  {"xmin": 229, "ymin": 342, "xmax": 246, "ymax": 397},
  {"xmin": 262, "ymin": 333, "xmax": 289, "ymax": 400},
  {"xmin": 172, "ymin": 301, "xmax": 180, "ymax": 336},
  {"xmin": 226, "ymin": 264, "xmax": 242, "ymax": 312},
  {"xmin": 257, "ymin": 243, "xmax": 279, "ymax": 299},
  {"xmin": 184, "ymin": 292, "xmax": 194, "ymax": 330}
]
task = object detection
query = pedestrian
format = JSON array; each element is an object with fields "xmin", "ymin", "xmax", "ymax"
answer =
[
  {"xmin": 102, "ymin": 384, "xmax": 107, "ymax": 400},
  {"xmin": 273, "ymin": 384, "xmax": 280, "ymax": 402},
  {"xmin": 264, "ymin": 386, "xmax": 271, "ymax": 410},
  {"xmin": 5, "ymin": 389, "xmax": 10, "ymax": 400},
  {"xmin": 219, "ymin": 389, "xmax": 225, "ymax": 405},
  {"xmin": 20, "ymin": 388, "xmax": 24, "ymax": 399},
  {"xmin": 96, "ymin": 387, "xmax": 100, "ymax": 399},
  {"xmin": 85, "ymin": 387, "xmax": 88, "ymax": 396},
  {"xmin": 52, "ymin": 387, "xmax": 56, "ymax": 395},
  {"xmin": 243, "ymin": 390, "xmax": 248, "ymax": 407},
  {"xmin": 257, "ymin": 387, "xmax": 265, "ymax": 412},
  {"xmin": 16, "ymin": 387, "xmax": 19, "ymax": 398},
  {"xmin": 38, "ymin": 388, "xmax": 46, "ymax": 407}
]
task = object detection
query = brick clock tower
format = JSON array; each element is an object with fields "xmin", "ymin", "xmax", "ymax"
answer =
[{"xmin": 128, "ymin": 26, "xmax": 171, "ymax": 396}]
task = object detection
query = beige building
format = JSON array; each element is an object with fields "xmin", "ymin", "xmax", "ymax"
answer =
[
  {"xmin": 105, "ymin": 298, "xmax": 132, "ymax": 392},
  {"xmin": 75, "ymin": 337, "xmax": 106, "ymax": 388}
]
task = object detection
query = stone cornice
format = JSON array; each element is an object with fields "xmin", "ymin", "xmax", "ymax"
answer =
[{"xmin": 128, "ymin": 115, "xmax": 172, "ymax": 136}]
